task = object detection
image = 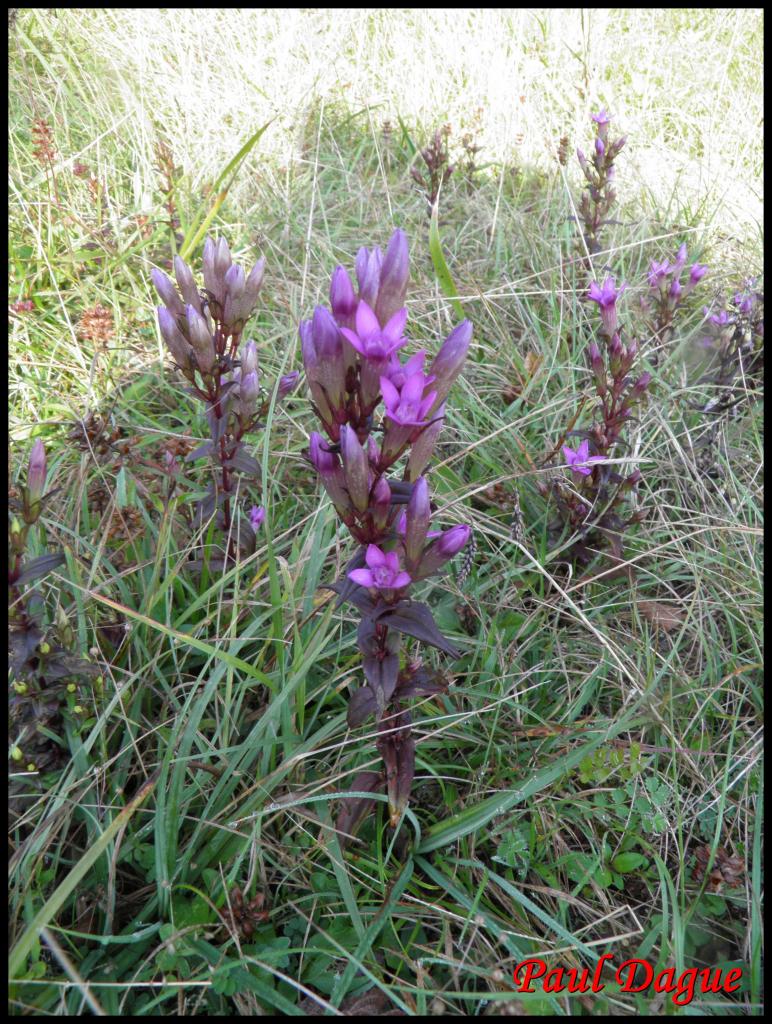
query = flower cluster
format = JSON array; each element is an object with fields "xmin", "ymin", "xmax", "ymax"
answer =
[
  {"xmin": 9, "ymin": 442, "xmax": 98, "ymax": 776},
  {"xmin": 541, "ymin": 275, "xmax": 651, "ymax": 570},
  {"xmin": 693, "ymin": 284, "xmax": 764, "ymax": 413},
  {"xmin": 639, "ymin": 242, "xmax": 709, "ymax": 350},
  {"xmin": 301, "ymin": 229, "xmax": 473, "ymax": 834},
  {"xmin": 152, "ymin": 238, "xmax": 298, "ymax": 565},
  {"xmin": 576, "ymin": 109, "xmax": 627, "ymax": 257}
]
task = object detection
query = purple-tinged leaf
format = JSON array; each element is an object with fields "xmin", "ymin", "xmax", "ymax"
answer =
[
  {"xmin": 347, "ymin": 686, "xmax": 378, "ymax": 727},
  {"xmin": 15, "ymin": 553, "xmax": 66, "ymax": 586},
  {"xmin": 376, "ymin": 600, "xmax": 460, "ymax": 658},
  {"xmin": 396, "ymin": 666, "xmax": 450, "ymax": 699},
  {"xmin": 324, "ymin": 547, "xmax": 367, "ymax": 610},
  {"xmin": 363, "ymin": 653, "xmax": 400, "ymax": 713},
  {"xmin": 324, "ymin": 578, "xmax": 377, "ymax": 617},
  {"xmin": 184, "ymin": 441, "xmax": 216, "ymax": 463},
  {"xmin": 224, "ymin": 449, "xmax": 261, "ymax": 476}
]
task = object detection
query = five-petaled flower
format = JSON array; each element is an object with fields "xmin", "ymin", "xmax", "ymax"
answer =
[
  {"xmin": 591, "ymin": 108, "xmax": 611, "ymax": 126},
  {"xmin": 588, "ymin": 276, "xmax": 625, "ymax": 308},
  {"xmin": 249, "ymin": 505, "xmax": 266, "ymax": 530},
  {"xmin": 340, "ymin": 301, "xmax": 408, "ymax": 361},
  {"xmin": 588, "ymin": 276, "xmax": 625, "ymax": 335},
  {"xmin": 562, "ymin": 439, "xmax": 603, "ymax": 477},
  {"xmin": 348, "ymin": 544, "xmax": 412, "ymax": 591},
  {"xmin": 647, "ymin": 260, "xmax": 671, "ymax": 288},
  {"xmin": 380, "ymin": 370, "xmax": 437, "ymax": 427}
]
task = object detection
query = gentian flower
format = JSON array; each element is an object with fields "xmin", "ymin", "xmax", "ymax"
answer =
[
  {"xmin": 562, "ymin": 439, "xmax": 603, "ymax": 477},
  {"xmin": 592, "ymin": 109, "xmax": 611, "ymax": 126},
  {"xmin": 689, "ymin": 263, "xmax": 708, "ymax": 286},
  {"xmin": 348, "ymin": 544, "xmax": 411, "ymax": 592},
  {"xmin": 380, "ymin": 371, "xmax": 437, "ymax": 427},
  {"xmin": 386, "ymin": 349, "xmax": 433, "ymax": 390},
  {"xmin": 647, "ymin": 260, "xmax": 671, "ymax": 289},
  {"xmin": 340, "ymin": 301, "xmax": 408, "ymax": 361},
  {"xmin": 587, "ymin": 276, "xmax": 625, "ymax": 336},
  {"xmin": 249, "ymin": 505, "xmax": 266, "ymax": 530}
]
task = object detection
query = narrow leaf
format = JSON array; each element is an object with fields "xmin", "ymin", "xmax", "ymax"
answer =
[{"xmin": 429, "ymin": 203, "xmax": 465, "ymax": 321}]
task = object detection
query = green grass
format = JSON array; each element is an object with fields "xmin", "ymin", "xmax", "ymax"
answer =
[{"xmin": 9, "ymin": 8, "xmax": 763, "ymax": 1016}]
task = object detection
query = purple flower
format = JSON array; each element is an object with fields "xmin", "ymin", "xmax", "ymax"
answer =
[
  {"xmin": 708, "ymin": 309, "xmax": 731, "ymax": 327},
  {"xmin": 669, "ymin": 278, "xmax": 682, "ymax": 301},
  {"xmin": 375, "ymin": 228, "xmax": 410, "ymax": 327},
  {"xmin": 340, "ymin": 301, "xmax": 408, "ymax": 361},
  {"xmin": 587, "ymin": 276, "xmax": 625, "ymax": 335},
  {"xmin": 672, "ymin": 243, "xmax": 688, "ymax": 273},
  {"xmin": 588, "ymin": 276, "xmax": 625, "ymax": 309},
  {"xmin": 591, "ymin": 109, "xmax": 611, "ymax": 126},
  {"xmin": 380, "ymin": 370, "xmax": 437, "ymax": 427},
  {"xmin": 733, "ymin": 292, "xmax": 755, "ymax": 316},
  {"xmin": 329, "ymin": 266, "xmax": 357, "ymax": 324},
  {"xmin": 595, "ymin": 137, "xmax": 605, "ymax": 158},
  {"xmin": 278, "ymin": 370, "xmax": 300, "ymax": 398},
  {"xmin": 249, "ymin": 505, "xmax": 266, "ymax": 530},
  {"xmin": 647, "ymin": 260, "xmax": 671, "ymax": 288},
  {"xmin": 27, "ymin": 440, "xmax": 47, "ymax": 502},
  {"xmin": 562, "ymin": 439, "xmax": 603, "ymax": 477},
  {"xmin": 426, "ymin": 320, "xmax": 473, "ymax": 413},
  {"xmin": 348, "ymin": 544, "xmax": 411, "ymax": 592},
  {"xmin": 386, "ymin": 349, "xmax": 433, "ymax": 390},
  {"xmin": 689, "ymin": 263, "xmax": 708, "ymax": 286}
]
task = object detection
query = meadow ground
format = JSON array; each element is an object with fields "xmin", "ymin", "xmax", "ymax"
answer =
[{"xmin": 8, "ymin": 9, "xmax": 763, "ymax": 1015}]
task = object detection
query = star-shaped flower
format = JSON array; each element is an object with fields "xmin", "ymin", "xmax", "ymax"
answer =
[
  {"xmin": 380, "ymin": 369, "xmax": 437, "ymax": 427},
  {"xmin": 249, "ymin": 505, "xmax": 266, "ymax": 530},
  {"xmin": 562, "ymin": 440, "xmax": 603, "ymax": 477},
  {"xmin": 348, "ymin": 544, "xmax": 412, "ymax": 591},
  {"xmin": 340, "ymin": 301, "xmax": 408, "ymax": 361},
  {"xmin": 588, "ymin": 276, "xmax": 625, "ymax": 308},
  {"xmin": 591, "ymin": 108, "xmax": 612, "ymax": 126}
]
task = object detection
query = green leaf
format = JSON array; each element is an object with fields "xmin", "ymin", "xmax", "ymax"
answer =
[
  {"xmin": 428, "ymin": 204, "xmax": 465, "ymax": 321},
  {"xmin": 611, "ymin": 852, "xmax": 648, "ymax": 873},
  {"xmin": 179, "ymin": 120, "xmax": 274, "ymax": 260}
]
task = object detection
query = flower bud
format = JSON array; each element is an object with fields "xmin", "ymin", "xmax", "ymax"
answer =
[
  {"xmin": 370, "ymin": 473, "xmax": 392, "ymax": 531},
  {"xmin": 173, "ymin": 256, "xmax": 203, "ymax": 315},
  {"xmin": 688, "ymin": 264, "xmax": 708, "ymax": 288},
  {"xmin": 310, "ymin": 432, "xmax": 351, "ymax": 515},
  {"xmin": 355, "ymin": 245, "xmax": 383, "ymax": 309},
  {"xmin": 375, "ymin": 228, "xmax": 409, "ymax": 327},
  {"xmin": 407, "ymin": 402, "xmax": 445, "ymax": 480},
  {"xmin": 311, "ymin": 305, "xmax": 346, "ymax": 411},
  {"xmin": 223, "ymin": 263, "xmax": 246, "ymax": 327},
  {"xmin": 158, "ymin": 306, "xmax": 195, "ymax": 372},
  {"xmin": 414, "ymin": 523, "xmax": 471, "ymax": 580},
  {"xmin": 27, "ymin": 440, "xmax": 47, "ymax": 503},
  {"xmin": 340, "ymin": 425, "xmax": 370, "ymax": 513},
  {"xmin": 278, "ymin": 371, "xmax": 300, "ymax": 399},
  {"xmin": 427, "ymin": 320, "xmax": 472, "ymax": 413},
  {"xmin": 595, "ymin": 137, "xmax": 605, "ymax": 159},
  {"xmin": 152, "ymin": 268, "xmax": 185, "ymax": 318},
  {"xmin": 239, "ymin": 370, "xmax": 260, "ymax": 412},
  {"xmin": 241, "ymin": 258, "xmax": 265, "ymax": 319},
  {"xmin": 633, "ymin": 371, "xmax": 652, "ymax": 394},
  {"xmin": 330, "ymin": 266, "xmax": 357, "ymax": 326},
  {"xmin": 309, "ymin": 431, "xmax": 336, "ymax": 473},
  {"xmin": 404, "ymin": 475, "xmax": 431, "ymax": 569},
  {"xmin": 241, "ymin": 339, "xmax": 259, "ymax": 377},
  {"xmin": 186, "ymin": 304, "xmax": 216, "ymax": 374}
]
